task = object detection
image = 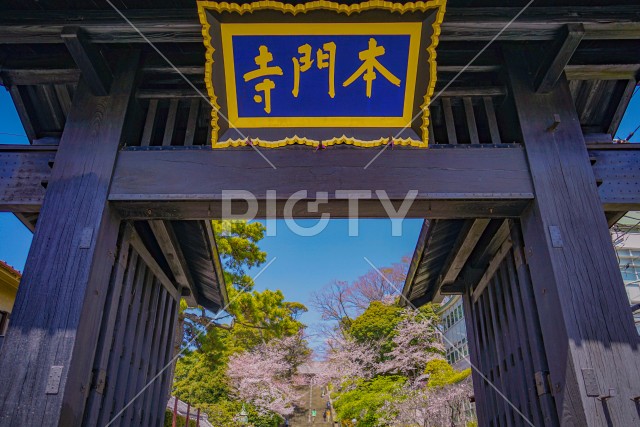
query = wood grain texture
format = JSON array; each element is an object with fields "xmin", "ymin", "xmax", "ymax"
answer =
[
  {"xmin": 506, "ymin": 46, "xmax": 640, "ymax": 427},
  {"xmin": 435, "ymin": 218, "xmax": 490, "ymax": 300},
  {"xmin": 61, "ymin": 26, "xmax": 112, "ymax": 96},
  {"xmin": 82, "ymin": 227, "xmax": 132, "ymax": 427},
  {"xmin": 0, "ymin": 7, "xmax": 639, "ymax": 44},
  {"xmin": 534, "ymin": 24, "xmax": 585, "ymax": 93},
  {"xmin": 607, "ymin": 79, "xmax": 638, "ymax": 137},
  {"xmin": 4, "ymin": 146, "xmax": 636, "ymax": 216},
  {"xmin": 7, "ymin": 85, "xmax": 37, "ymax": 141},
  {"xmin": 140, "ymin": 99, "xmax": 158, "ymax": 147},
  {"xmin": 0, "ymin": 52, "xmax": 140, "ymax": 427},
  {"xmin": 109, "ymin": 147, "xmax": 534, "ymax": 219},
  {"xmin": 149, "ymin": 220, "xmax": 198, "ymax": 306}
]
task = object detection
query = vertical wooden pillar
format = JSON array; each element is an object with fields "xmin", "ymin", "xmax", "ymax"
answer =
[
  {"xmin": 0, "ymin": 52, "xmax": 140, "ymax": 426},
  {"xmin": 505, "ymin": 47, "xmax": 640, "ymax": 426}
]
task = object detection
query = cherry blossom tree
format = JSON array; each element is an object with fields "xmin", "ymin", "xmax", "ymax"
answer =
[
  {"xmin": 324, "ymin": 304, "xmax": 474, "ymax": 426},
  {"xmin": 378, "ymin": 308, "xmax": 445, "ymax": 380},
  {"xmin": 226, "ymin": 334, "xmax": 309, "ymax": 417},
  {"xmin": 320, "ymin": 338, "xmax": 380, "ymax": 389},
  {"xmin": 379, "ymin": 376, "xmax": 473, "ymax": 427}
]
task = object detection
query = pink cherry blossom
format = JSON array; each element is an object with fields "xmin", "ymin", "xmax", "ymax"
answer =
[{"xmin": 227, "ymin": 334, "xmax": 309, "ymax": 417}]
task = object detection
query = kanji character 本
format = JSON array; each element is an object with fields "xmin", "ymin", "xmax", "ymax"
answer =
[
  {"xmin": 342, "ymin": 38, "xmax": 401, "ymax": 98},
  {"xmin": 243, "ymin": 45, "xmax": 283, "ymax": 114}
]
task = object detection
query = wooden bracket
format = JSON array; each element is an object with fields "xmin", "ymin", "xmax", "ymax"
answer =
[
  {"xmin": 534, "ymin": 23, "xmax": 585, "ymax": 93},
  {"xmin": 61, "ymin": 26, "xmax": 112, "ymax": 96}
]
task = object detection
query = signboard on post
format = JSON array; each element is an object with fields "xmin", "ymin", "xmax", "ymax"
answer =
[{"xmin": 197, "ymin": 0, "xmax": 446, "ymax": 148}]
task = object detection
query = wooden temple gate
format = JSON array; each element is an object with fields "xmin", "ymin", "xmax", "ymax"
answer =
[{"xmin": 0, "ymin": 1, "xmax": 639, "ymax": 426}]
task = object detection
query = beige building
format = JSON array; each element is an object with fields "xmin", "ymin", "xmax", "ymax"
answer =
[{"xmin": 0, "ymin": 260, "xmax": 21, "ymax": 347}]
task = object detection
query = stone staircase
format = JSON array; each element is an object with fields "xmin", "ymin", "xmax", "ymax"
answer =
[{"xmin": 288, "ymin": 385, "xmax": 334, "ymax": 426}]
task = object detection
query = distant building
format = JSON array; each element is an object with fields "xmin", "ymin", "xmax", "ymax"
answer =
[
  {"xmin": 611, "ymin": 214, "xmax": 640, "ymax": 333},
  {"xmin": 0, "ymin": 260, "xmax": 21, "ymax": 349},
  {"xmin": 438, "ymin": 295, "xmax": 469, "ymax": 370}
]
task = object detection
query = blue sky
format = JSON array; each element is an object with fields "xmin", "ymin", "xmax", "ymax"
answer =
[
  {"xmin": 247, "ymin": 219, "xmax": 423, "ymax": 347},
  {"xmin": 1, "ymin": 84, "xmax": 638, "ymax": 347}
]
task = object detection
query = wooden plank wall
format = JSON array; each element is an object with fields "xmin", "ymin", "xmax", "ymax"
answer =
[
  {"xmin": 463, "ymin": 221, "xmax": 559, "ymax": 427},
  {"xmin": 82, "ymin": 225, "xmax": 179, "ymax": 427}
]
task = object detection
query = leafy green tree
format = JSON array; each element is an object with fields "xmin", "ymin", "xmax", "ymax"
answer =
[
  {"xmin": 425, "ymin": 359, "xmax": 471, "ymax": 388},
  {"xmin": 332, "ymin": 375, "xmax": 406, "ymax": 427},
  {"xmin": 330, "ymin": 301, "xmax": 467, "ymax": 426},
  {"xmin": 348, "ymin": 301, "xmax": 402, "ymax": 352},
  {"xmin": 173, "ymin": 220, "xmax": 308, "ymax": 426},
  {"xmin": 172, "ymin": 351, "xmax": 231, "ymax": 405},
  {"xmin": 196, "ymin": 288, "xmax": 307, "ymax": 355},
  {"xmin": 213, "ymin": 220, "xmax": 267, "ymax": 291}
]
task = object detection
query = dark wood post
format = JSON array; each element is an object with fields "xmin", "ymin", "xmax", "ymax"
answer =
[
  {"xmin": 505, "ymin": 46, "xmax": 640, "ymax": 426},
  {"xmin": 185, "ymin": 402, "xmax": 191, "ymax": 427},
  {"xmin": 0, "ymin": 51, "xmax": 140, "ymax": 426}
]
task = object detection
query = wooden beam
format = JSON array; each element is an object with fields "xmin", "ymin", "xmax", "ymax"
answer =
[
  {"xmin": 435, "ymin": 218, "xmax": 491, "ymax": 298},
  {"xmin": 565, "ymin": 64, "xmax": 640, "ymax": 81},
  {"xmin": 483, "ymin": 97, "xmax": 501, "ymax": 144},
  {"xmin": 441, "ymin": 98, "xmax": 457, "ymax": 145},
  {"xmin": 162, "ymin": 99, "xmax": 179, "ymax": 146},
  {"xmin": 129, "ymin": 224, "xmax": 180, "ymax": 302},
  {"xmin": 184, "ymin": 99, "xmax": 200, "ymax": 146},
  {"xmin": 608, "ymin": 79, "xmax": 638, "ymax": 137},
  {"xmin": 203, "ymin": 220, "xmax": 229, "ymax": 308},
  {"xmin": 471, "ymin": 238, "xmax": 513, "ymax": 303},
  {"xmin": 0, "ymin": 51, "xmax": 140, "ymax": 427},
  {"xmin": 148, "ymin": 220, "xmax": 198, "ymax": 306},
  {"xmin": 534, "ymin": 24, "xmax": 585, "ymax": 93},
  {"xmin": 3, "ymin": 145, "xmax": 638, "ymax": 216},
  {"xmin": 141, "ymin": 99, "xmax": 158, "ymax": 147},
  {"xmin": 400, "ymin": 220, "xmax": 432, "ymax": 306},
  {"xmin": 606, "ymin": 211, "xmax": 628, "ymax": 228},
  {"xmin": 41, "ymin": 84, "xmax": 65, "ymax": 130},
  {"xmin": 12, "ymin": 212, "xmax": 37, "ymax": 232},
  {"xmin": 7, "ymin": 85, "xmax": 37, "ymax": 141},
  {"xmin": 463, "ymin": 97, "xmax": 479, "ymax": 144},
  {"xmin": 506, "ymin": 46, "xmax": 640, "ymax": 426},
  {"xmin": 1, "ymin": 7, "xmax": 640, "ymax": 44},
  {"xmin": 61, "ymin": 26, "xmax": 112, "ymax": 96},
  {"xmin": 108, "ymin": 147, "xmax": 534, "ymax": 219},
  {"xmin": 445, "ymin": 219, "xmax": 511, "ymax": 294}
]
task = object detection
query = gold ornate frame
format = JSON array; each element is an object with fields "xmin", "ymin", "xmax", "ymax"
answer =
[{"xmin": 196, "ymin": 0, "xmax": 447, "ymax": 148}]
